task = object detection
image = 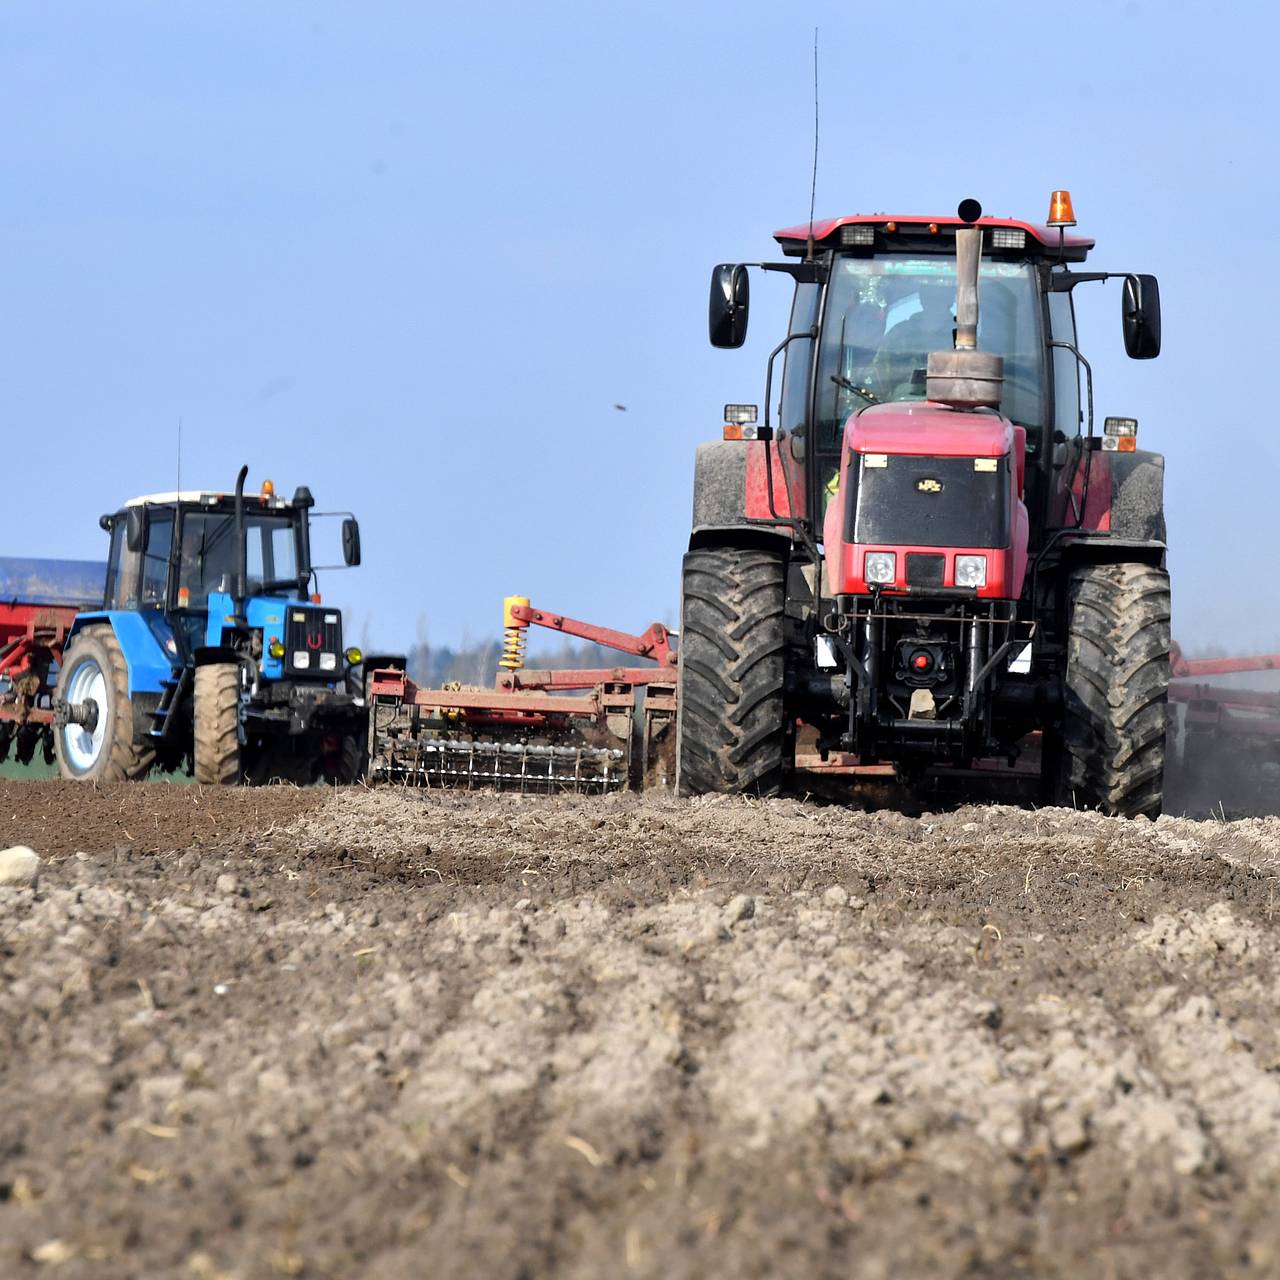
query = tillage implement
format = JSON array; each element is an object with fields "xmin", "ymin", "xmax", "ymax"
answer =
[{"xmin": 365, "ymin": 598, "xmax": 677, "ymax": 792}]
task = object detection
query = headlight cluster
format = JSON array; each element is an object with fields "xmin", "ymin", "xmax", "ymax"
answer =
[
  {"xmin": 955, "ymin": 555, "xmax": 987, "ymax": 588},
  {"xmin": 864, "ymin": 552, "xmax": 989, "ymax": 589},
  {"xmin": 864, "ymin": 552, "xmax": 896, "ymax": 585}
]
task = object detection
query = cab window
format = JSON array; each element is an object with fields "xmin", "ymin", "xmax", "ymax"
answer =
[
  {"xmin": 1048, "ymin": 289, "xmax": 1081, "ymax": 437},
  {"xmin": 779, "ymin": 281, "xmax": 820, "ymax": 441},
  {"xmin": 103, "ymin": 523, "xmax": 130, "ymax": 609},
  {"xmin": 139, "ymin": 512, "xmax": 173, "ymax": 606}
]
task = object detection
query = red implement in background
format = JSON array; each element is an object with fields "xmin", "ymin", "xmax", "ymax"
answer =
[
  {"xmin": 1169, "ymin": 642, "xmax": 1280, "ymax": 739},
  {"xmin": 0, "ymin": 600, "xmax": 81, "ymax": 764},
  {"xmin": 365, "ymin": 599, "xmax": 677, "ymax": 792}
]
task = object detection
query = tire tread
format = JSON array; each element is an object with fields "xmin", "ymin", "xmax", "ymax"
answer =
[
  {"xmin": 676, "ymin": 546, "xmax": 788, "ymax": 797},
  {"xmin": 1060, "ymin": 562, "xmax": 1170, "ymax": 818},
  {"xmin": 194, "ymin": 664, "xmax": 242, "ymax": 785}
]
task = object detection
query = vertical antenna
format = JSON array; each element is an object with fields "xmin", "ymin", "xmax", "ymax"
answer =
[
  {"xmin": 805, "ymin": 27, "xmax": 819, "ymax": 263},
  {"xmin": 176, "ymin": 417, "xmax": 183, "ymax": 494}
]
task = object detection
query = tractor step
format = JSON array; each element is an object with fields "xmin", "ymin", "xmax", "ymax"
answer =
[
  {"xmin": 147, "ymin": 671, "xmax": 186, "ymax": 740},
  {"xmin": 369, "ymin": 736, "xmax": 627, "ymax": 793}
]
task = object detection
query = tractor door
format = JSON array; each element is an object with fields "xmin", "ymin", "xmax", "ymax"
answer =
[
  {"xmin": 102, "ymin": 509, "xmax": 173, "ymax": 611},
  {"xmin": 778, "ymin": 280, "xmax": 818, "ymax": 524},
  {"xmin": 1041, "ymin": 287, "xmax": 1083, "ymax": 540},
  {"xmin": 139, "ymin": 512, "xmax": 173, "ymax": 608}
]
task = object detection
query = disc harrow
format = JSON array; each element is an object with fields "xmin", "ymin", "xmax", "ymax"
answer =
[
  {"xmin": 366, "ymin": 597, "xmax": 678, "ymax": 794},
  {"xmin": 369, "ymin": 736, "xmax": 627, "ymax": 793}
]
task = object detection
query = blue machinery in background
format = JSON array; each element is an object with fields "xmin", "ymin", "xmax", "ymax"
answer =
[{"xmin": 4, "ymin": 465, "xmax": 368, "ymax": 784}]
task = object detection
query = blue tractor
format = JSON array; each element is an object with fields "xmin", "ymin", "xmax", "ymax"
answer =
[{"xmin": 52, "ymin": 466, "xmax": 367, "ymax": 784}]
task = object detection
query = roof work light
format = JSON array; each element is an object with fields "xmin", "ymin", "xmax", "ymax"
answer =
[{"xmin": 990, "ymin": 227, "xmax": 1026, "ymax": 249}]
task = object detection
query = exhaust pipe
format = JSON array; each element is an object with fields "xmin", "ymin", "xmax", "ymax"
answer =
[
  {"xmin": 926, "ymin": 199, "xmax": 1003, "ymax": 409},
  {"xmin": 233, "ymin": 463, "xmax": 249, "ymax": 617},
  {"xmin": 954, "ymin": 217, "xmax": 981, "ymax": 351}
]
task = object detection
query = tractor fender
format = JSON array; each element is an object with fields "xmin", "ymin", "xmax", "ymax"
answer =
[
  {"xmin": 689, "ymin": 441, "xmax": 792, "ymax": 552},
  {"xmin": 1059, "ymin": 534, "xmax": 1167, "ymax": 569},
  {"xmin": 1057, "ymin": 449, "xmax": 1167, "ymax": 570},
  {"xmin": 66, "ymin": 611, "xmax": 175, "ymax": 699},
  {"xmin": 1107, "ymin": 449, "xmax": 1166, "ymax": 543}
]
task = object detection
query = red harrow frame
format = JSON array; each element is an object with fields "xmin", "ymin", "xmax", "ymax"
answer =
[{"xmin": 366, "ymin": 598, "xmax": 678, "ymax": 792}]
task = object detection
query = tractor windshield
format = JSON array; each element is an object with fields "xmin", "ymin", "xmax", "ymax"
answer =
[
  {"xmin": 177, "ymin": 510, "xmax": 302, "ymax": 608},
  {"xmin": 815, "ymin": 255, "xmax": 1045, "ymax": 453}
]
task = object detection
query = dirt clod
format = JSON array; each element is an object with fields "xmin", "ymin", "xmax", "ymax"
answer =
[{"xmin": 0, "ymin": 844, "xmax": 41, "ymax": 889}]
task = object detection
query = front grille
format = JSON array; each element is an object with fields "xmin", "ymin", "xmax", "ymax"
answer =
[
  {"xmin": 848, "ymin": 454, "xmax": 1010, "ymax": 548},
  {"xmin": 284, "ymin": 606, "xmax": 343, "ymax": 678},
  {"xmin": 906, "ymin": 553, "xmax": 945, "ymax": 587}
]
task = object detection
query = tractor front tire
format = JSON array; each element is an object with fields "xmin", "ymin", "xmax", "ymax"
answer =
[
  {"xmin": 54, "ymin": 625, "xmax": 154, "ymax": 782},
  {"xmin": 676, "ymin": 544, "xmax": 788, "ymax": 797},
  {"xmin": 1058, "ymin": 561, "xmax": 1171, "ymax": 818},
  {"xmin": 194, "ymin": 663, "xmax": 243, "ymax": 785},
  {"xmin": 330, "ymin": 734, "xmax": 367, "ymax": 785}
]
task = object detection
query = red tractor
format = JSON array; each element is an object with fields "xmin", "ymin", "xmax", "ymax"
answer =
[{"xmin": 679, "ymin": 194, "xmax": 1169, "ymax": 817}]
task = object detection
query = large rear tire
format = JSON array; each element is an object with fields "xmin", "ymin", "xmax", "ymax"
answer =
[
  {"xmin": 676, "ymin": 545, "xmax": 787, "ymax": 797},
  {"xmin": 53, "ymin": 626, "xmax": 154, "ymax": 782},
  {"xmin": 1058, "ymin": 561, "xmax": 1170, "ymax": 818},
  {"xmin": 194, "ymin": 663, "xmax": 242, "ymax": 785}
]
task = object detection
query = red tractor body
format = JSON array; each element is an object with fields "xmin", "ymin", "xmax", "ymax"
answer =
[{"xmin": 681, "ymin": 196, "xmax": 1172, "ymax": 815}]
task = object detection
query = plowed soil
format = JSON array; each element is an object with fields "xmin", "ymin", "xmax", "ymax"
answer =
[{"xmin": 5, "ymin": 779, "xmax": 1280, "ymax": 1278}]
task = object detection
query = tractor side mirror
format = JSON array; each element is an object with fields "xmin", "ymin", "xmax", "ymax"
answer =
[
  {"xmin": 1122, "ymin": 273, "xmax": 1161, "ymax": 359},
  {"xmin": 341, "ymin": 517, "xmax": 362, "ymax": 567},
  {"xmin": 709, "ymin": 264, "xmax": 750, "ymax": 348},
  {"xmin": 125, "ymin": 506, "xmax": 148, "ymax": 554}
]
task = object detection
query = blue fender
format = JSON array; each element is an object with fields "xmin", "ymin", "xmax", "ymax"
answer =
[{"xmin": 67, "ymin": 612, "xmax": 179, "ymax": 698}]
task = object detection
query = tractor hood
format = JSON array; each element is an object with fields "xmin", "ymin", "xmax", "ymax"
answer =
[
  {"xmin": 847, "ymin": 401, "xmax": 1014, "ymax": 459},
  {"xmin": 203, "ymin": 591, "xmax": 346, "ymax": 683},
  {"xmin": 824, "ymin": 402, "xmax": 1030, "ymax": 601}
]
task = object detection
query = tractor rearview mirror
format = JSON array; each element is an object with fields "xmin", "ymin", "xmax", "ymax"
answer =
[
  {"xmin": 125, "ymin": 506, "xmax": 148, "ymax": 554},
  {"xmin": 1122, "ymin": 273, "xmax": 1161, "ymax": 360},
  {"xmin": 342, "ymin": 517, "xmax": 362, "ymax": 567},
  {"xmin": 709, "ymin": 264, "xmax": 750, "ymax": 349}
]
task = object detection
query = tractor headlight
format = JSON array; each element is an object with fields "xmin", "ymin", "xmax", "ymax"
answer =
[
  {"xmin": 864, "ymin": 551, "xmax": 896, "ymax": 585},
  {"xmin": 268, "ymin": 640, "xmax": 285, "ymax": 660},
  {"xmin": 319, "ymin": 653, "xmax": 337, "ymax": 672},
  {"xmin": 955, "ymin": 555, "xmax": 988, "ymax": 588},
  {"xmin": 345, "ymin": 647, "xmax": 363, "ymax": 667}
]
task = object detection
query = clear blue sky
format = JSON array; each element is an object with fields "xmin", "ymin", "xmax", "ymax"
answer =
[{"xmin": 2, "ymin": 0, "xmax": 1274, "ymax": 652}]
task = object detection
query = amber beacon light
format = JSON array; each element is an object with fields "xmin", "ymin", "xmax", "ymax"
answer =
[{"xmin": 1046, "ymin": 189, "xmax": 1077, "ymax": 227}]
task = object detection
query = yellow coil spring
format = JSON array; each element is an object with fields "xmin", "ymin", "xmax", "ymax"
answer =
[{"xmin": 499, "ymin": 595, "xmax": 530, "ymax": 671}]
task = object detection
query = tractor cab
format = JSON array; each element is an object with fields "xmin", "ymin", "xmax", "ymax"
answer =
[{"xmin": 100, "ymin": 474, "xmax": 361, "ymax": 678}]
